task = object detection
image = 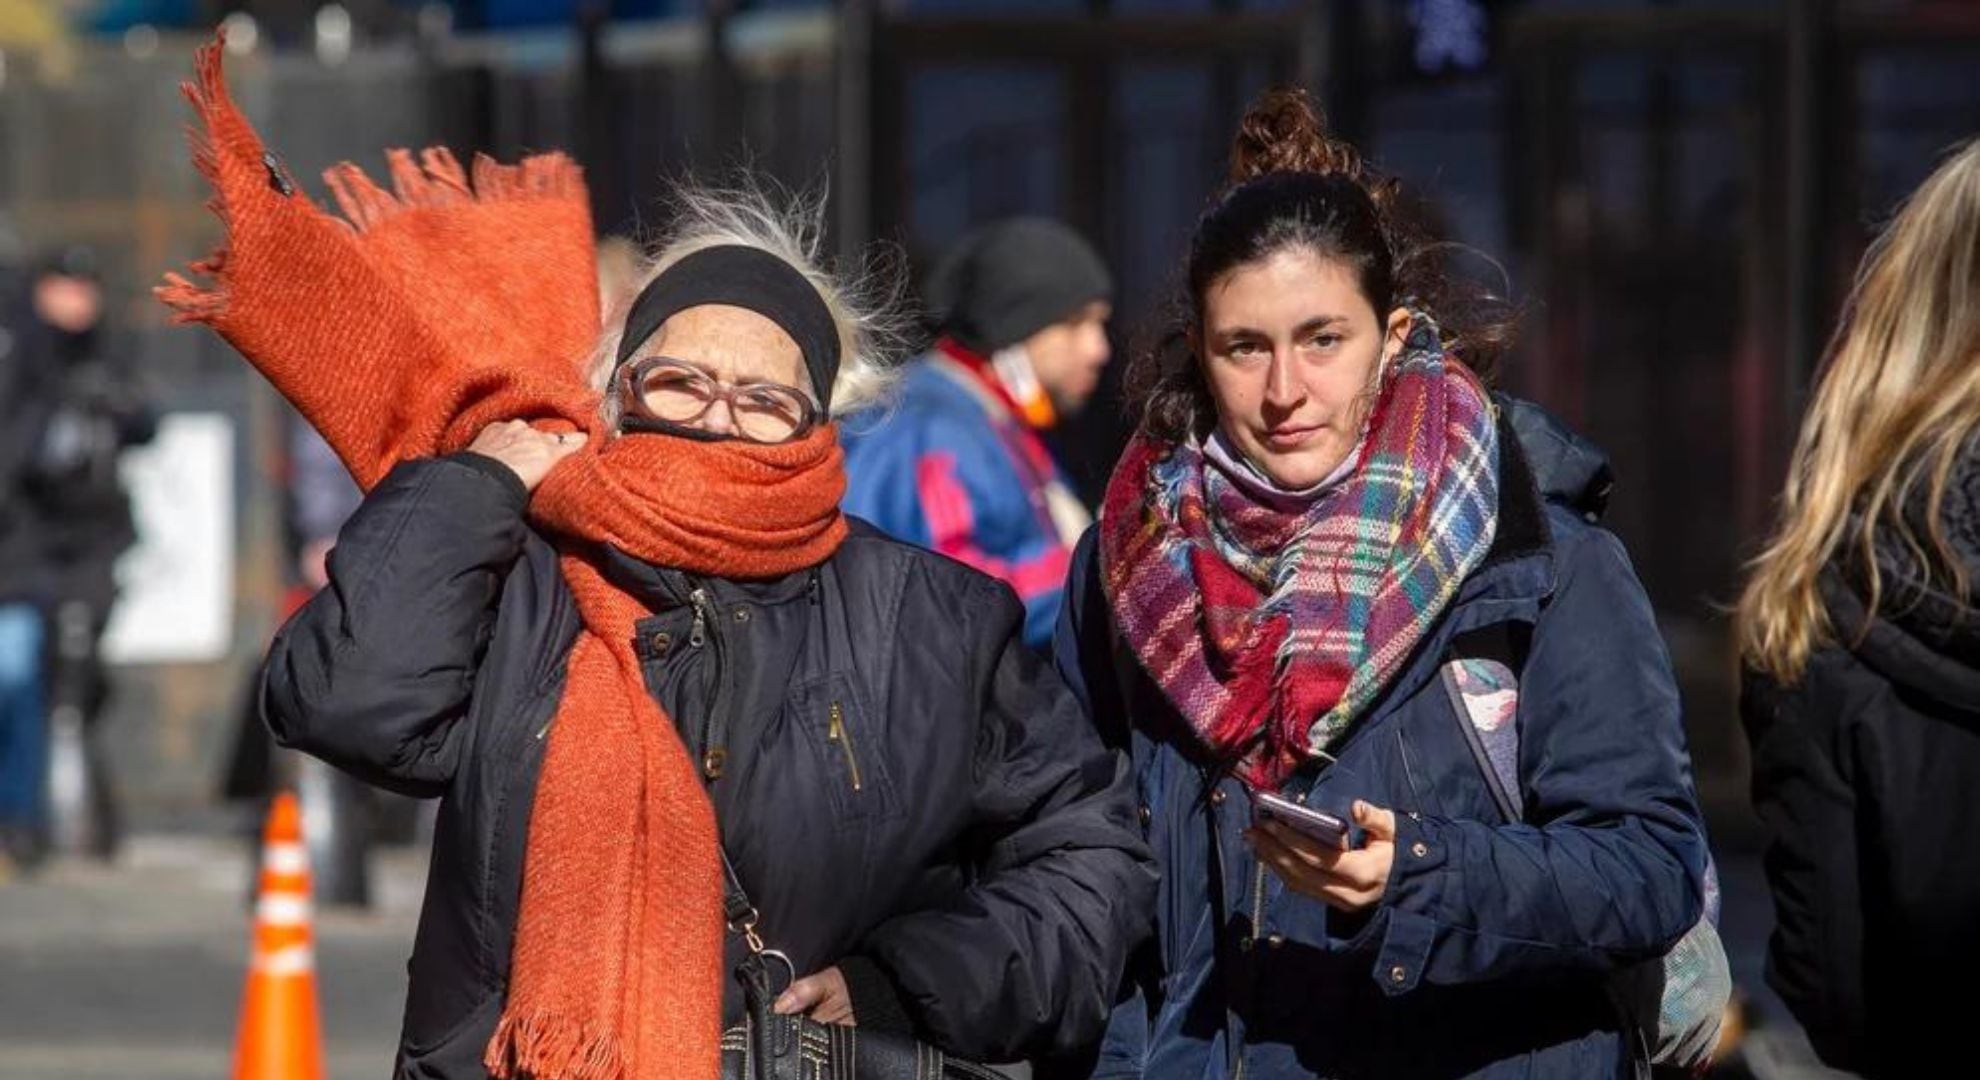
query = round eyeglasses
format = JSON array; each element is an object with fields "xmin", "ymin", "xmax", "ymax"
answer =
[{"xmin": 616, "ymin": 356, "xmax": 820, "ymax": 445}]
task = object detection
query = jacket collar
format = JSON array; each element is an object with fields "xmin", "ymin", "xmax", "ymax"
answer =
[
  {"xmin": 1450, "ymin": 408, "xmax": 1556, "ymax": 610},
  {"xmin": 593, "ymin": 543, "xmax": 818, "ymax": 613}
]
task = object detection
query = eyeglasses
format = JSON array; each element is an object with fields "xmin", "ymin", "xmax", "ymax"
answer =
[{"xmin": 616, "ymin": 356, "xmax": 820, "ymax": 445}]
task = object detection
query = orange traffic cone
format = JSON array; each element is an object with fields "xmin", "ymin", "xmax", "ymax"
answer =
[{"xmin": 233, "ymin": 791, "xmax": 326, "ymax": 1080}]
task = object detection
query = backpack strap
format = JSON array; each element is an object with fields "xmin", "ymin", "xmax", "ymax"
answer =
[{"xmin": 1438, "ymin": 622, "xmax": 1531, "ymax": 823}]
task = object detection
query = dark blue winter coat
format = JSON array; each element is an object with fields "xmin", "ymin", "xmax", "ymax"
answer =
[{"xmin": 1052, "ymin": 401, "xmax": 1709, "ymax": 1079}]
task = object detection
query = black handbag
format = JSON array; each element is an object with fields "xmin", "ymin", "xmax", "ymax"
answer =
[{"xmin": 714, "ymin": 848, "xmax": 1002, "ymax": 1080}]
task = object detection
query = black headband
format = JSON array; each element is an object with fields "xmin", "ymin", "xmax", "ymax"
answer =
[{"xmin": 615, "ymin": 245, "xmax": 842, "ymax": 409}]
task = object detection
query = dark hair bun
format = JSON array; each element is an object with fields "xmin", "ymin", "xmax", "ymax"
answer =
[{"xmin": 1228, "ymin": 88, "xmax": 1364, "ymax": 185}]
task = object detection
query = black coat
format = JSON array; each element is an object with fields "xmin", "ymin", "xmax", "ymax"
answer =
[
  {"xmin": 1742, "ymin": 454, "xmax": 1980, "ymax": 1077},
  {"xmin": 0, "ymin": 294, "xmax": 154, "ymax": 608},
  {"xmin": 262, "ymin": 452, "xmax": 1157, "ymax": 1079}
]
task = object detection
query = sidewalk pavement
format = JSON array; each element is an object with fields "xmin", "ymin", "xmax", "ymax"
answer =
[
  {"xmin": 0, "ymin": 831, "xmax": 425, "ymax": 1080},
  {"xmin": 0, "ymin": 831, "xmax": 1854, "ymax": 1080}
]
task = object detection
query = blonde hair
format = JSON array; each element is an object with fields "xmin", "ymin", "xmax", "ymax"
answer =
[
  {"xmin": 587, "ymin": 177, "xmax": 907, "ymax": 426},
  {"xmin": 1737, "ymin": 140, "xmax": 1980, "ymax": 681}
]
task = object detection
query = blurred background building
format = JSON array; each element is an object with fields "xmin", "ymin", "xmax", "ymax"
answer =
[{"xmin": 0, "ymin": 1, "xmax": 1976, "ymax": 1076}]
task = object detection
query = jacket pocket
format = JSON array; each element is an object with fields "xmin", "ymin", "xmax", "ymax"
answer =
[{"xmin": 783, "ymin": 671, "xmax": 901, "ymax": 823}]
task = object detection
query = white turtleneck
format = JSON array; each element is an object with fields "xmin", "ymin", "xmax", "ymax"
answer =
[{"xmin": 1204, "ymin": 427, "xmax": 1362, "ymax": 511}]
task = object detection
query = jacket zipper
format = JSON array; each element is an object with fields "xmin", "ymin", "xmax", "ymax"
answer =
[
  {"xmin": 689, "ymin": 587, "xmax": 728, "ymax": 780},
  {"xmin": 1396, "ymin": 729, "xmax": 1426, "ymax": 813},
  {"xmin": 1236, "ymin": 829, "xmax": 1268, "ymax": 1080},
  {"xmin": 826, "ymin": 700, "xmax": 863, "ymax": 791},
  {"xmin": 1249, "ymin": 859, "xmax": 1267, "ymax": 938}
]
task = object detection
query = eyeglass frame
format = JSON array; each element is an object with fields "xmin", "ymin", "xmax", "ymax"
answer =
[{"xmin": 614, "ymin": 355, "xmax": 822, "ymax": 444}]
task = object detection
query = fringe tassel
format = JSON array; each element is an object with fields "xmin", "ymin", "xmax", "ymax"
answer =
[
  {"xmin": 325, "ymin": 148, "xmax": 583, "ymax": 234},
  {"xmin": 155, "ymin": 270, "xmax": 226, "ymax": 321},
  {"xmin": 484, "ymin": 1010, "xmax": 624, "ymax": 1080},
  {"xmin": 324, "ymin": 162, "xmax": 396, "ymax": 231},
  {"xmin": 421, "ymin": 147, "xmax": 473, "ymax": 196},
  {"xmin": 154, "ymin": 32, "xmax": 243, "ymax": 325},
  {"xmin": 472, "ymin": 151, "xmax": 586, "ymax": 204},
  {"xmin": 155, "ymin": 30, "xmax": 590, "ymax": 324},
  {"xmin": 182, "ymin": 27, "xmax": 229, "ymax": 120}
]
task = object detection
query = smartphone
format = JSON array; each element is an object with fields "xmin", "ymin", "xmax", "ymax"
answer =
[{"xmin": 1247, "ymin": 788, "xmax": 1349, "ymax": 849}]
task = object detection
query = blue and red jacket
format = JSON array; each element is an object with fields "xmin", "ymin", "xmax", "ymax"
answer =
[{"xmin": 841, "ymin": 340, "xmax": 1089, "ymax": 649}]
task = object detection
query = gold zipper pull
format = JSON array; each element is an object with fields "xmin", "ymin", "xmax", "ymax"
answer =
[{"xmin": 826, "ymin": 701, "xmax": 863, "ymax": 791}]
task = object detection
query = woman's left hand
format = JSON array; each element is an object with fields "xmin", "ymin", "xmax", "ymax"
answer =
[
  {"xmin": 774, "ymin": 966, "xmax": 856, "ymax": 1025},
  {"xmin": 1246, "ymin": 800, "xmax": 1398, "ymax": 913}
]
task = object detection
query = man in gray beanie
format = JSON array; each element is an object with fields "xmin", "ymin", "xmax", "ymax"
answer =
[{"xmin": 843, "ymin": 218, "xmax": 1113, "ymax": 649}]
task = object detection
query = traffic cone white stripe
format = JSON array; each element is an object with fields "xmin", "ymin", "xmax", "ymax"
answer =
[
  {"xmin": 263, "ymin": 842, "xmax": 308, "ymax": 875},
  {"xmin": 255, "ymin": 893, "xmax": 314, "ymax": 927},
  {"xmin": 251, "ymin": 944, "xmax": 316, "ymax": 977}
]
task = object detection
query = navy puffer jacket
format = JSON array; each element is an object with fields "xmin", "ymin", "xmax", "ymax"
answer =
[{"xmin": 1053, "ymin": 401, "xmax": 1708, "ymax": 1079}]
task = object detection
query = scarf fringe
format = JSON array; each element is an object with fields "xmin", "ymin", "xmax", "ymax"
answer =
[
  {"xmin": 484, "ymin": 1010, "xmax": 625, "ymax": 1080},
  {"xmin": 325, "ymin": 147, "xmax": 583, "ymax": 234},
  {"xmin": 155, "ymin": 30, "xmax": 586, "ymax": 324},
  {"xmin": 155, "ymin": 33, "xmax": 239, "ymax": 324}
]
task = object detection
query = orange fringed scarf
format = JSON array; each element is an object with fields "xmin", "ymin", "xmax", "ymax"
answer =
[{"xmin": 157, "ymin": 35, "xmax": 847, "ymax": 1079}]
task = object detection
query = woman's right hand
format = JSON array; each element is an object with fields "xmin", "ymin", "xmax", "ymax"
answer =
[
  {"xmin": 774, "ymin": 966, "xmax": 855, "ymax": 1026},
  {"xmin": 467, "ymin": 420, "xmax": 588, "ymax": 493}
]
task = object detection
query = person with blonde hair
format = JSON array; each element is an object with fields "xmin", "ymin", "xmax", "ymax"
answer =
[{"xmin": 1738, "ymin": 140, "xmax": 1980, "ymax": 1078}]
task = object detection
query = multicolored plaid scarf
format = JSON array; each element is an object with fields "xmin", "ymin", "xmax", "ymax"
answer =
[{"xmin": 1099, "ymin": 319, "xmax": 1499, "ymax": 788}]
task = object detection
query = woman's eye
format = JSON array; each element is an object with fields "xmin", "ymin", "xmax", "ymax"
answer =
[
  {"xmin": 1307, "ymin": 333, "xmax": 1342, "ymax": 349},
  {"xmin": 738, "ymin": 389, "xmax": 794, "ymax": 417},
  {"xmin": 1228, "ymin": 340, "xmax": 1262, "ymax": 359}
]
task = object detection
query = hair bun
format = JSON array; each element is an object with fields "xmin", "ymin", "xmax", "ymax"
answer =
[{"xmin": 1227, "ymin": 87, "xmax": 1363, "ymax": 185}]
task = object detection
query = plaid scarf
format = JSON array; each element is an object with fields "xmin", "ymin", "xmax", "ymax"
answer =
[{"xmin": 1099, "ymin": 319, "xmax": 1499, "ymax": 788}]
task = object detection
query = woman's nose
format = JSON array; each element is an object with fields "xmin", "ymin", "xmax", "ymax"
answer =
[
  {"xmin": 1264, "ymin": 350, "xmax": 1303, "ymax": 409},
  {"xmin": 698, "ymin": 397, "xmax": 738, "ymax": 436}
]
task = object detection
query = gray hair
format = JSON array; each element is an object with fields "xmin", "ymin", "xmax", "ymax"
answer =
[{"xmin": 587, "ymin": 178, "xmax": 908, "ymax": 428}]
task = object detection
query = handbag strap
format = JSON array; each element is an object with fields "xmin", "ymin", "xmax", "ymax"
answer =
[
  {"xmin": 719, "ymin": 842, "xmax": 801, "ymax": 1006},
  {"xmin": 718, "ymin": 845, "xmax": 765, "ymax": 948},
  {"xmin": 1439, "ymin": 622, "xmax": 1529, "ymax": 823}
]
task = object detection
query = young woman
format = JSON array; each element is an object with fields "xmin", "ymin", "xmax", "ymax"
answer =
[{"xmin": 1054, "ymin": 89, "xmax": 1709, "ymax": 1078}]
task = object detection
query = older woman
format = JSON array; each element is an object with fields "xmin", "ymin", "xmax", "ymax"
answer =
[
  {"xmin": 254, "ymin": 183, "xmax": 1157, "ymax": 1078},
  {"xmin": 1053, "ymin": 90, "xmax": 1710, "ymax": 1078},
  {"xmin": 160, "ymin": 41, "xmax": 1150, "ymax": 1080}
]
